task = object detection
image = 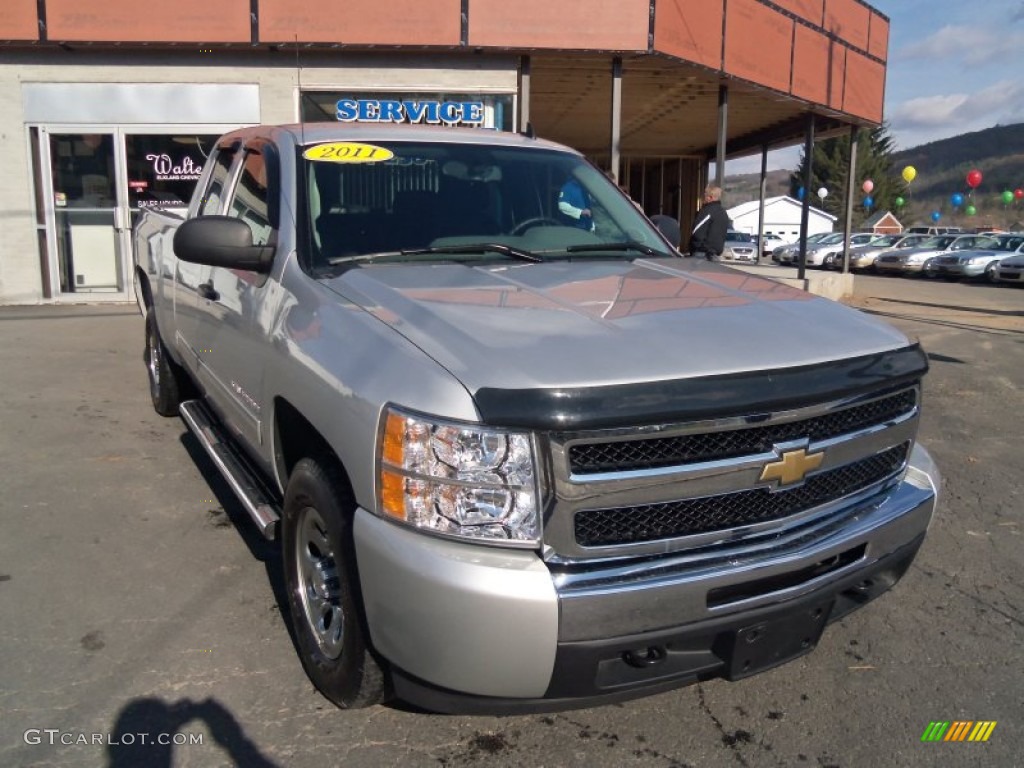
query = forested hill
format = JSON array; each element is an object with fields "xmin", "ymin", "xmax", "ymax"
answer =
[
  {"xmin": 724, "ymin": 122, "xmax": 1024, "ymax": 228},
  {"xmin": 892, "ymin": 123, "xmax": 1024, "ymax": 203}
]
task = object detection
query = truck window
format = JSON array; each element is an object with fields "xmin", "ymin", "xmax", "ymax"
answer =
[
  {"xmin": 198, "ymin": 147, "xmax": 236, "ymax": 217},
  {"xmin": 228, "ymin": 150, "xmax": 274, "ymax": 246}
]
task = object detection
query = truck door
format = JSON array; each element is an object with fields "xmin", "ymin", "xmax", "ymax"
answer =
[
  {"xmin": 174, "ymin": 143, "xmax": 240, "ymax": 374},
  {"xmin": 192, "ymin": 142, "xmax": 278, "ymax": 451}
]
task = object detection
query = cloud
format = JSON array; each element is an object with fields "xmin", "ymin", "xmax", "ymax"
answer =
[
  {"xmin": 1015, "ymin": 1, "xmax": 1024, "ymax": 22},
  {"xmin": 888, "ymin": 80, "xmax": 1024, "ymax": 147},
  {"xmin": 897, "ymin": 23, "xmax": 1024, "ymax": 67}
]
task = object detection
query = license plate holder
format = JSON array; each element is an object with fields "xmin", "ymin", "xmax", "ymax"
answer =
[{"xmin": 722, "ymin": 600, "xmax": 833, "ymax": 680}]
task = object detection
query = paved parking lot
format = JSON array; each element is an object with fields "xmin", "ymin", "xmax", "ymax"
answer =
[{"xmin": 1, "ymin": 274, "xmax": 1021, "ymax": 768}]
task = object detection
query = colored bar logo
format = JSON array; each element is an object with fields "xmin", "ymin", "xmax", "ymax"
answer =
[{"xmin": 921, "ymin": 721, "xmax": 997, "ymax": 742}]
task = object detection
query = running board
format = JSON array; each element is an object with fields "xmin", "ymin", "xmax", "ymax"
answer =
[{"xmin": 179, "ymin": 399, "xmax": 281, "ymax": 540}]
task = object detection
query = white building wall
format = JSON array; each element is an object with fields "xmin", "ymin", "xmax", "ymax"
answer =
[
  {"xmin": 0, "ymin": 51, "xmax": 517, "ymax": 304},
  {"xmin": 726, "ymin": 196, "xmax": 835, "ymax": 243}
]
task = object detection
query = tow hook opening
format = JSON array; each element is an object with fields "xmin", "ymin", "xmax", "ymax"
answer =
[{"xmin": 623, "ymin": 646, "xmax": 667, "ymax": 668}]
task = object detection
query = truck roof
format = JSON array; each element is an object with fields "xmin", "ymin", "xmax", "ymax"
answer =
[{"xmin": 221, "ymin": 123, "xmax": 579, "ymax": 154}]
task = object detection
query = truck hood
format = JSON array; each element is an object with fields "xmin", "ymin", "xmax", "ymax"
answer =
[{"xmin": 321, "ymin": 258, "xmax": 911, "ymax": 394}]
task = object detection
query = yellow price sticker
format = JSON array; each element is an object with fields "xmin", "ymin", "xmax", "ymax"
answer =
[{"xmin": 303, "ymin": 142, "xmax": 394, "ymax": 164}]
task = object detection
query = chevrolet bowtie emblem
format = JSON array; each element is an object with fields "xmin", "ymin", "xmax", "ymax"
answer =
[{"xmin": 760, "ymin": 447, "xmax": 824, "ymax": 488}]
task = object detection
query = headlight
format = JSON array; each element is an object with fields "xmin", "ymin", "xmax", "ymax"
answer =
[
  {"xmin": 967, "ymin": 257, "xmax": 987, "ymax": 265},
  {"xmin": 906, "ymin": 255, "xmax": 927, "ymax": 264},
  {"xmin": 377, "ymin": 407, "xmax": 540, "ymax": 546}
]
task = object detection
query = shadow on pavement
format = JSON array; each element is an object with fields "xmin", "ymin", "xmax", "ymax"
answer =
[{"xmin": 107, "ymin": 696, "xmax": 280, "ymax": 767}]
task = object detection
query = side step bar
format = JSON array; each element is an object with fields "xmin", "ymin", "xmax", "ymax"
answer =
[{"xmin": 179, "ymin": 399, "xmax": 281, "ymax": 540}]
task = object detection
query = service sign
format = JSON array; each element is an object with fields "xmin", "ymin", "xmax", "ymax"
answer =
[{"xmin": 335, "ymin": 99, "xmax": 485, "ymax": 126}]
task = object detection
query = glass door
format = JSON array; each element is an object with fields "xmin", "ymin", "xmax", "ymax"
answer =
[
  {"xmin": 46, "ymin": 131, "xmax": 126, "ymax": 296},
  {"xmin": 36, "ymin": 128, "xmax": 224, "ymax": 301}
]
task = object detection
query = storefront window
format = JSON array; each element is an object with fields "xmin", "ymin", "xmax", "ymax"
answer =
[
  {"xmin": 300, "ymin": 91, "xmax": 514, "ymax": 132},
  {"xmin": 125, "ymin": 134, "xmax": 220, "ymax": 214}
]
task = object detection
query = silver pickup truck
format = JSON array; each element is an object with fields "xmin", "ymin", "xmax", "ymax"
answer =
[{"xmin": 134, "ymin": 124, "xmax": 940, "ymax": 713}]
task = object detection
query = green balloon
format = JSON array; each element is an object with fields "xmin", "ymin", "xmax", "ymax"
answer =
[
  {"xmin": 1002, "ymin": 190, "xmax": 1014, "ymax": 205},
  {"xmin": 966, "ymin": 204, "xmax": 977, "ymax": 216},
  {"xmin": 894, "ymin": 196, "xmax": 905, "ymax": 207}
]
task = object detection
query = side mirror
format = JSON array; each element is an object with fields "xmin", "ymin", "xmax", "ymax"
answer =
[
  {"xmin": 650, "ymin": 214, "xmax": 681, "ymax": 249},
  {"xmin": 173, "ymin": 216, "xmax": 275, "ymax": 273}
]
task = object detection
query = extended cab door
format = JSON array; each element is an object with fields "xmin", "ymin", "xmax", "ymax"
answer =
[
  {"xmin": 192, "ymin": 140, "xmax": 280, "ymax": 450},
  {"xmin": 174, "ymin": 142, "xmax": 241, "ymax": 373}
]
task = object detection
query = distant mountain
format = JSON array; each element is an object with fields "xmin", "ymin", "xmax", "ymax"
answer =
[{"xmin": 724, "ymin": 123, "xmax": 1024, "ymax": 230}]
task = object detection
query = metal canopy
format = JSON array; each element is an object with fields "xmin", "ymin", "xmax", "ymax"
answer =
[{"xmin": 527, "ymin": 54, "xmax": 863, "ymax": 160}]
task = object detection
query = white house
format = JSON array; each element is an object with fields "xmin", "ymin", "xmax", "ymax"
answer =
[{"xmin": 726, "ymin": 196, "xmax": 836, "ymax": 243}]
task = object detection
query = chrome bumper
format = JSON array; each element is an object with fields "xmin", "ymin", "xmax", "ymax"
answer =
[{"xmin": 355, "ymin": 444, "xmax": 938, "ymax": 705}]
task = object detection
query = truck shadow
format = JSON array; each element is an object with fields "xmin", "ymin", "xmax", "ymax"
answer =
[{"xmin": 177, "ymin": 431, "xmax": 297, "ymax": 650}]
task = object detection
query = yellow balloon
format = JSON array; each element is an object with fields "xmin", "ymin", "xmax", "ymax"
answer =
[{"xmin": 902, "ymin": 165, "xmax": 917, "ymax": 183}]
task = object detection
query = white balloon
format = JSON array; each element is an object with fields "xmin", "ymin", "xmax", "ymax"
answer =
[{"xmin": 817, "ymin": 187, "xmax": 828, "ymax": 199}]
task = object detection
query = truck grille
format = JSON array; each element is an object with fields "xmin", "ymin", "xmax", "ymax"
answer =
[
  {"xmin": 574, "ymin": 443, "xmax": 909, "ymax": 547},
  {"xmin": 568, "ymin": 388, "xmax": 915, "ymax": 475}
]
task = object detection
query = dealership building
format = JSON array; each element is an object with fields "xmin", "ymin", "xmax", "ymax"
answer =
[{"xmin": 0, "ymin": 0, "xmax": 889, "ymax": 304}]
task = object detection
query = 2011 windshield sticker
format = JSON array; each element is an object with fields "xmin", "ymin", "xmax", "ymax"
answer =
[{"xmin": 303, "ymin": 142, "xmax": 394, "ymax": 163}]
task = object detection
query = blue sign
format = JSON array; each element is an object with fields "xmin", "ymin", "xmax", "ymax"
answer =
[{"xmin": 336, "ymin": 99, "xmax": 485, "ymax": 126}]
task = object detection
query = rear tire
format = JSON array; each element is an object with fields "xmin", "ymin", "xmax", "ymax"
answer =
[
  {"xmin": 282, "ymin": 457, "xmax": 387, "ymax": 709},
  {"xmin": 144, "ymin": 309, "xmax": 188, "ymax": 416}
]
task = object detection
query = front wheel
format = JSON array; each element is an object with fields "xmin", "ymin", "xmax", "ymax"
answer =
[
  {"xmin": 282, "ymin": 457, "xmax": 387, "ymax": 709},
  {"xmin": 985, "ymin": 262, "xmax": 999, "ymax": 283},
  {"xmin": 144, "ymin": 309, "xmax": 188, "ymax": 416}
]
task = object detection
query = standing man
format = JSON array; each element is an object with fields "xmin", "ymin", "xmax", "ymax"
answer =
[{"xmin": 688, "ymin": 185, "xmax": 730, "ymax": 260}]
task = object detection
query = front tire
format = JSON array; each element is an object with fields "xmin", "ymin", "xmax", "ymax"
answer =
[
  {"xmin": 144, "ymin": 309, "xmax": 187, "ymax": 416},
  {"xmin": 282, "ymin": 457, "xmax": 387, "ymax": 709}
]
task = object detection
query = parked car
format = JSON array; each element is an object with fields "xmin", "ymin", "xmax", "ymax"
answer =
[
  {"xmin": 847, "ymin": 233, "xmax": 931, "ymax": 272},
  {"xmin": 875, "ymin": 234, "xmax": 997, "ymax": 276},
  {"xmin": 995, "ymin": 249, "xmax": 1024, "ymax": 284},
  {"xmin": 925, "ymin": 234, "xmax": 1021, "ymax": 281},
  {"xmin": 814, "ymin": 232, "xmax": 880, "ymax": 269},
  {"xmin": 773, "ymin": 232, "xmax": 840, "ymax": 265},
  {"xmin": 720, "ymin": 230, "xmax": 758, "ymax": 262},
  {"xmin": 756, "ymin": 232, "xmax": 788, "ymax": 258},
  {"xmin": 772, "ymin": 232, "xmax": 830, "ymax": 264}
]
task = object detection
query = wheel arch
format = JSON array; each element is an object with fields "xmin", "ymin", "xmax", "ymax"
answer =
[{"xmin": 272, "ymin": 397, "xmax": 356, "ymax": 502}]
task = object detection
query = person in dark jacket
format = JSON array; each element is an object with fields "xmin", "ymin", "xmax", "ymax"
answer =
[{"xmin": 688, "ymin": 185, "xmax": 730, "ymax": 260}]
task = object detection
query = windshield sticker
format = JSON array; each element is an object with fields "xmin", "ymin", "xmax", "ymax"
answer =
[{"xmin": 303, "ymin": 142, "xmax": 394, "ymax": 163}]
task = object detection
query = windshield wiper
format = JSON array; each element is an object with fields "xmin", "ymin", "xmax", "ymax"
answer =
[
  {"xmin": 401, "ymin": 243, "xmax": 544, "ymax": 263},
  {"xmin": 563, "ymin": 241, "xmax": 663, "ymax": 256}
]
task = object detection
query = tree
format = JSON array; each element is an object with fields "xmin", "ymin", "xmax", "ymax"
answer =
[{"xmin": 790, "ymin": 124, "xmax": 898, "ymax": 228}]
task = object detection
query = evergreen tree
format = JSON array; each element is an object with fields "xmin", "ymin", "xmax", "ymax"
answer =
[{"xmin": 789, "ymin": 124, "xmax": 898, "ymax": 228}]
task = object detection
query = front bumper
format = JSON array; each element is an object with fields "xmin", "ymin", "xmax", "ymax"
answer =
[{"xmin": 355, "ymin": 444, "xmax": 939, "ymax": 713}]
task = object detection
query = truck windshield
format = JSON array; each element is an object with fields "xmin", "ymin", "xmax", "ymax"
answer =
[{"xmin": 300, "ymin": 141, "xmax": 675, "ymax": 268}]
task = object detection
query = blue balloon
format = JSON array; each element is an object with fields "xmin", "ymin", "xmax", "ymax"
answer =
[
  {"xmin": 931, "ymin": 211, "xmax": 942, "ymax": 222},
  {"xmin": 951, "ymin": 193, "xmax": 964, "ymax": 207},
  {"xmin": 797, "ymin": 186, "xmax": 806, "ymax": 200},
  {"xmin": 863, "ymin": 195, "xmax": 874, "ymax": 208}
]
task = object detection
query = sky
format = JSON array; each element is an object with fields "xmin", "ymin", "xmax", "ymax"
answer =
[{"xmin": 727, "ymin": 0, "xmax": 1024, "ymax": 173}]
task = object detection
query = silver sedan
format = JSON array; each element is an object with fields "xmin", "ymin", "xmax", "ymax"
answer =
[
  {"xmin": 926, "ymin": 234, "xmax": 1023, "ymax": 281},
  {"xmin": 847, "ymin": 233, "xmax": 930, "ymax": 271},
  {"xmin": 875, "ymin": 234, "xmax": 998, "ymax": 276}
]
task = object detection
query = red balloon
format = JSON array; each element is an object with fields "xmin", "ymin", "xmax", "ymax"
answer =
[
  {"xmin": 966, "ymin": 169, "xmax": 983, "ymax": 188},
  {"xmin": 1015, "ymin": 188, "xmax": 1024, "ymax": 200}
]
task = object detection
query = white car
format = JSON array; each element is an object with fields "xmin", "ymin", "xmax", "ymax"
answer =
[
  {"xmin": 994, "ymin": 250, "xmax": 1024, "ymax": 284},
  {"xmin": 815, "ymin": 232, "xmax": 881, "ymax": 269},
  {"xmin": 720, "ymin": 231, "xmax": 759, "ymax": 262},
  {"xmin": 847, "ymin": 233, "xmax": 931, "ymax": 272}
]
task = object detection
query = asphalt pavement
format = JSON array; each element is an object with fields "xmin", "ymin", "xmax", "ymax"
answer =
[{"xmin": 0, "ymin": 274, "xmax": 1021, "ymax": 768}]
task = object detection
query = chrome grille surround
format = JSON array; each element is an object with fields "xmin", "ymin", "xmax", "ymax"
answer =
[{"xmin": 539, "ymin": 385, "xmax": 920, "ymax": 563}]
